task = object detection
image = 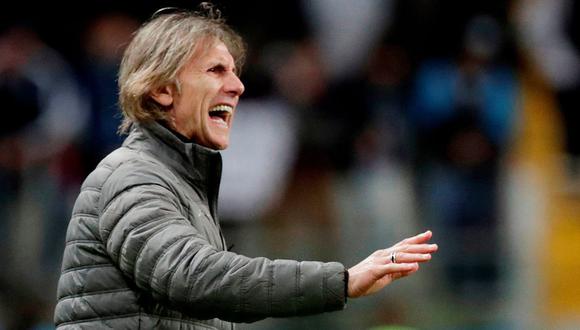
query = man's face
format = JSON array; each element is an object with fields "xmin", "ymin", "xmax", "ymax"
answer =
[{"xmin": 163, "ymin": 39, "xmax": 244, "ymax": 150}]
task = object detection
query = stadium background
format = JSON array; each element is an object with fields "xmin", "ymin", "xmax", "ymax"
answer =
[{"xmin": 1, "ymin": 0, "xmax": 579, "ymax": 329}]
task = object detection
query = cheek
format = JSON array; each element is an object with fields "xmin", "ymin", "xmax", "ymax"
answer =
[
  {"xmin": 177, "ymin": 91, "xmax": 204, "ymax": 119},
  {"xmin": 177, "ymin": 78, "xmax": 221, "ymax": 123}
]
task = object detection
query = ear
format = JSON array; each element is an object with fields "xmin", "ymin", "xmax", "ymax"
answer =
[{"xmin": 150, "ymin": 85, "xmax": 174, "ymax": 107}]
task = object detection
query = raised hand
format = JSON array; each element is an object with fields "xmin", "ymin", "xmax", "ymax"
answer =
[{"xmin": 347, "ymin": 230, "xmax": 438, "ymax": 298}]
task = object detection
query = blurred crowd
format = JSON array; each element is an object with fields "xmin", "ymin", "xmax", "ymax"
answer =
[{"xmin": 1, "ymin": 0, "xmax": 579, "ymax": 329}]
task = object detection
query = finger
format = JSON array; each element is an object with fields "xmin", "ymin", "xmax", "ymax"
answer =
[
  {"xmin": 375, "ymin": 262, "xmax": 418, "ymax": 278},
  {"xmin": 395, "ymin": 230, "xmax": 433, "ymax": 246},
  {"xmin": 391, "ymin": 252, "xmax": 432, "ymax": 263},
  {"xmin": 390, "ymin": 266, "xmax": 420, "ymax": 280},
  {"xmin": 395, "ymin": 243, "xmax": 439, "ymax": 254},
  {"xmin": 374, "ymin": 246, "xmax": 436, "ymax": 265}
]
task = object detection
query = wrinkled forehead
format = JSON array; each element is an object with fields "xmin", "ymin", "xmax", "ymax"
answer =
[{"xmin": 188, "ymin": 36, "xmax": 236, "ymax": 66}]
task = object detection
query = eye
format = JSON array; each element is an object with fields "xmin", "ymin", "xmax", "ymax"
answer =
[{"xmin": 208, "ymin": 64, "xmax": 226, "ymax": 73}]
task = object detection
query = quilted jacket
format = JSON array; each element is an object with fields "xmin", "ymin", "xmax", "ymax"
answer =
[{"xmin": 54, "ymin": 121, "xmax": 347, "ymax": 329}]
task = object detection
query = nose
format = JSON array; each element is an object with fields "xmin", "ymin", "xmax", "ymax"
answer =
[{"xmin": 225, "ymin": 72, "xmax": 245, "ymax": 97}]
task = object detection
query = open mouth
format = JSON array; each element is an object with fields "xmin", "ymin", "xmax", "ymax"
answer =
[{"xmin": 208, "ymin": 104, "xmax": 233, "ymax": 128}]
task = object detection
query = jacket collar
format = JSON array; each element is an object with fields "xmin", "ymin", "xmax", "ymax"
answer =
[{"xmin": 123, "ymin": 121, "xmax": 223, "ymax": 209}]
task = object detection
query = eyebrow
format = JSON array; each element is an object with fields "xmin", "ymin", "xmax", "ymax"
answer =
[{"xmin": 207, "ymin": 60, "xmax": 238, "ymax": 74}]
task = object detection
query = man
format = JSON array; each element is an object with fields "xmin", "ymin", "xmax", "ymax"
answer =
[{"xmin": 55, "ymin": 5, "xmax": 437, "ymax": 329}]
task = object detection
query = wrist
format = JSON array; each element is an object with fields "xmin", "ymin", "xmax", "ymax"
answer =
[{"xmin": 343, "ymin": 269, "xmax": 350, "ymax": 302}]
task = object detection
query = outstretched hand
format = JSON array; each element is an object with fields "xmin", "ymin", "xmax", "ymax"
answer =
[{"xmin": 347, "ymin": 230, "xmax": 438, "ymax": 298}]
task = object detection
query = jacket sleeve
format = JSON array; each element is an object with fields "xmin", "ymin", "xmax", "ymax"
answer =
[{"xmin": 98, "ymin": 162, "xmax": 346, "ymax": 322}]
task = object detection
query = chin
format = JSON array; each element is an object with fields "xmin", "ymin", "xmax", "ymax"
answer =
[{"xmin": 210, "ymin": 140, "xmax": 229, "ymax": 150}]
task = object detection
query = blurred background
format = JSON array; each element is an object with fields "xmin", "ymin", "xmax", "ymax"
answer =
[{"xmin": 1, "ymin": 0, "xmax": 579, "ymax": 329}]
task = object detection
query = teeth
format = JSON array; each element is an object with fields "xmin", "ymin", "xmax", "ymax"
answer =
[{"xmin": 209, "ymin": 105, "xmax": 233, "ymax": 113}]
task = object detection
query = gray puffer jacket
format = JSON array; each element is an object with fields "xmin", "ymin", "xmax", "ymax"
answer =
[{"xmin": 54, "ymin": 122, "xmax": 347, "ymax": 329}]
